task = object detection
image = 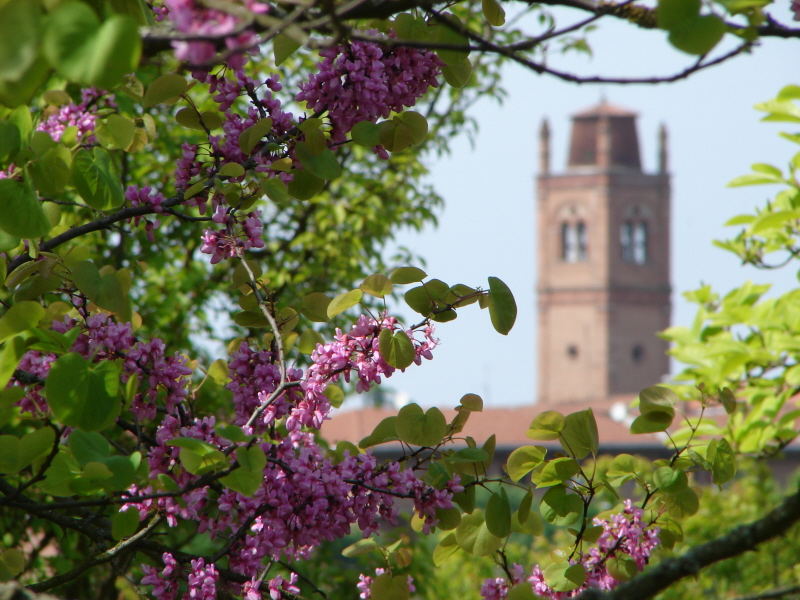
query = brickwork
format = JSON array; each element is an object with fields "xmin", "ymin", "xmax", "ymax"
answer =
[{"xmin": 537, "ymin": 102, "xmax": 671, "ymax": 405}]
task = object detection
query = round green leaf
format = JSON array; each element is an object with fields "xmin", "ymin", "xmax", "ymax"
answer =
[
  {"xmin": 326, "ymin": 289, "xmax": 363, "ymax": 318},
  {"xmin": 506, "ymin": 445, "xmax": 546, "ymax": 482},
  {"xmin": 378, "ymin": 328, "xmax": 416, "ymax": 369},
  {"xmin": 0, "ymin": 0, "xmax": 41, "ymax": 81},
  {"xmin": 485, "ymin": 489, "xmax": 511, "ymax": 537},
  {"xmin": 46, "ymin": 353, "xmax": 121, "ymax": 431},
  {"xmin": 111, "ymin": 508, "xmax": 140, "ymax": 540},
  {"xmin": 143, "ymin": 74, "xmax": 188, "ymax": 107},
  {"xmin": 540, "ymin": 486, "xmax": 583, "ymax": 527},
  {"xmin": 668, "ymin": 14, "xmax": 726, "ymax": 55},
  {"xmin": 0, "ymin": 179, "xmax": 50, "ymax": 238},
  {"xmin": 390, "ymin": 266, "xmax": 426, "ymax": 284},
  {"xmin": 0, "ymin": 300, "xmax": 44, "ymax": 343},
  {"xmin": 43, "ymin": 4, "xmax": 140, "ymax": 88},
  {"xmin": 360, "ymin": 273, "xmax": 393, "ymax": 297},
  {"xmin": 395, "ymin": 403, "xmax": 447, "ymax": 447},
  {"xmin": 301, "ymin": 292, "xmax": 332, "ymax": 322},
  {"xmin": 527, "ymin": 410, "xmax": 565, "ymax": 440},
  {"xmin": 455, "ymin": 510, "xmax": 502, "ymax": 556}
]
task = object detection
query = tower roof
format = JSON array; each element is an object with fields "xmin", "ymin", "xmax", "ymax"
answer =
[
  {"xmin": 572, "ymin": 100, "xmax": 638, "ymax": 119},
  {"xmin": 568, "ymin": 100, "xmax": 641, "ymax": 171}
]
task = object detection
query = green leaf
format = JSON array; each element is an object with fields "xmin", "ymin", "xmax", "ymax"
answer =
[
  {"xmin": 0, "ymin": 179, "xmax": 50, "ymax": 238},
  {"xmin": 657, "ymin": 0, "xmax": 700, "ymax": 29},
  {"xmin": 481, "ymin": 0, "xmax": 506, "ymax": 26},
  {"xmin": 487, "ymin": 276, "xmax": 517, "ymax": 334},
  {"xmin": 506, "ymin": 445, "xmax": 546, "ymax": 481},
  {"xmin": 653, "ymin": 466, "xmax": 687, "ymax": 492},
  {"xmin": 360, "ymin": 273, "xmax": 393, "ymax": 297},
  {"xmin": 532, "ymin": 457, "xmax": 580, "ymax": 487},
  {"xmin": 370, "ymin": 573, "xmax": 409, "ymax": 600},
  {"xmin": 459, "ymin": 393, "xmax": 483, "ymax": 411},
  {"xmin": 395, "ymin": 403, "xmax": 447, "ymax": 447},
  {"xmin": 96, "ymin": 114, "xmax": 135, "ymax": 149},
  {"xmin": 378, "ymin": 328, "xmax": 416, "ymax": 369},
  {"xmin": 455, "ymin": 509, "xmax": 502, "ymax": 556},
  {"xmin": 433, "ymin": 532, "xmax": 460, "ymax": 565},
  {"xmin": 0, "ymin": 436, "xmax": 20, "ymax": 474},
  {"xmin": 543, "ymin": 562, "xmax": 585, "ymax": 592},
  {"xmin": 295, "ymin": 142, "xmax": 341, "ymax": 180},
  {"xmin": 709, "ymin": 438, "xmax": 736, "ymax": 485},
  {"xmin": 0, "ymin": 121, "xmax": 21, "ymax": 163},
  {"xmin": 607, "ymin": 556, "xmax": 638, "ymax": 582},
  {"xmin": 143, "ymin": 74, "xmax": 187, "ymax": 107},
  {"xmin": 0, "ymin": 0, "xmax": 41, "ymax": 81},
  {"xmin": 0, "ymin": 548, "xmax": 25, "ymax": 580},
  {"xmin": 0, "ymin": 336, "xmax": 27, "ymax": 388},
  {"xmin": 323, "ymin": 384, "xmax": 345, "ymax": 408},
  {"xmin": 43, "ymin": 4, "xmax": 140, "ymax": 88},
  {"xmin": 28, "ymin": 144, "xmax": 72, "ymax": 196},
  {"xmin": 351, "ymin": 121, "xmax": 382, "ymax": 147},
  {"xmin": 441, "ymin": 56, "xmax": 472, "ymax": 88},
  {"xmin": 111, "ymin": 508, "xmax": 140, "ymax": 540},
  {"xmin": 168, "ymin": 438, "xmax": 227, "ymax": 475},
  {"xmin": 69, "ymin": 261, "xmax": 131, "ymax": 320},
  {"xmin": 359, "ymin": 416, "xmax": 399, "ymax": 448},
  {"xmin": 69, "ymin": 430, "xmax": 110, "ymax": 465},
  {"xmin": 638, "ymin": 386, "xmax": 677, "ymax": 418},
  {"xmin": 527, "ymin": 410, "xmax": 565, "ymax": 440},
  {"xmin": 0, "ymin": 301, "xmax": 44, "ymax": 343},
  {"xmin": 559, "ymin": 409, "xmax": 599, "ymax": 459},
  {"xmin": 72, "ymin": 148, "xmax": 124, "ymax": 210},
  {"xmin": 667, "ymin": 15, "xmax": 726, "ymax": 55},
  {"xmin": 46, "ymin": 353, "xmax": 121, "ymax": 431},
  {"xmin": 326, "ymin": 289, "xmax": 363, "ymax": 318},
  {"xmin": 540, "ymin": 486, "xmax": 583, "ymax": 527},
  {"xmin": 288, "ymin": 169, "xmax": 324, "ymax": 200},
  {"xmin": 273, "ymin": 32, "xmax": 301, "ymax": 66},
  {"xmin": 485, "ymin": 488, "xmax": 511, "ymax": 537},
  {"xmin": 220, "ymin": 446, "xmax": 266, "ymax": 496},
  {"xmin": 630, "ymin": 412, "xmax": 673, "ymax": 434},
  {"xmin": 508, "ymin": 583, "xmax": 539, "ymax": 600},
  {"xmin": 390, "ymin": 266, "xmax": 426, "ymax": 284},
  {"xmin": 301, "ymin": 292, "xmax": 332, "ymax": 322},
  {"xmin": 341, "ymin": 538, "xmax": 382, "ymax": 558},
  {"xmin": 238, "ymin": 118, "xmax": 273, "ymax": 154}
]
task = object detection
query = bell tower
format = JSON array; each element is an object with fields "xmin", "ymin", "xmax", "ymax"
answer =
[{"xmin": 536, "ymin": 101, "xmax": 671, "ymax": 405}]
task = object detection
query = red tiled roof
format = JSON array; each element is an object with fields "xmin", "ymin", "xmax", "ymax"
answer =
[{"xmin": 321, "ymin": 396, "xmax": 666, "ymax": 450}]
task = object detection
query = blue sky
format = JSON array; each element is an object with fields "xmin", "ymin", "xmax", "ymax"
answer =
[{"xmin": 374, "ymin": 6, "xmax": 799, "ymax": 409}]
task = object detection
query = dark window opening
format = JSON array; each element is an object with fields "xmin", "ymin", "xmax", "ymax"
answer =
[
  {"xmin": 561, "ymin": 221, "xmax": 588, "ymax": 263},
  {"xmin": 632, "ymin": 344, "xmax": 645, "ymax": 363},
  {"xmin": 621, "ymin": 220, "xmax": 648, "ymax": 265}
]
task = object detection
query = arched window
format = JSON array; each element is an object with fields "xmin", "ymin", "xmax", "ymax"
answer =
[
  {"xmin": 576, "ymin": 221, "xmax": 588, "ymax": 261},
  {"xmin": 633, "ymin": 222, "xmax": 648, "ymax": 265},
  {"xmin": 620, "ymin": 221, "xmax": 634, "ymax": 262},
  {"xmin": 561, "ymin": 222, "xmax": 588, "ymax": 263},
  {"xmin": 621, "ymin": 220, "xmax": 648, "ymax": 265}
]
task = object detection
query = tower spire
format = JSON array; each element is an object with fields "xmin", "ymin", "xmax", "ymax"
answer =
[
  {"xmin": 658, "ymin": 123, "xmax": 669, "ymax": 174},
  {"xmin": 539, "ymin": 118, "xmax": 551, "ymax": 175}
]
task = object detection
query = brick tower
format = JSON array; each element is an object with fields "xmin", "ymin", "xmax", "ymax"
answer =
[{"xmin": 536, "ymin": 101, "xmax": 671, "ymax": 405}]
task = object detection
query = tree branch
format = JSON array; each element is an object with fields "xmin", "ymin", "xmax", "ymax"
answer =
[{"xmin": 575, "ymin": 488, "xmax": 800, "ymax": 599}]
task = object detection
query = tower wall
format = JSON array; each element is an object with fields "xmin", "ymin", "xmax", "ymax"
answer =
[{"xmin": 536, "ymin": 103, "xmax": 671, "ymax": 405}]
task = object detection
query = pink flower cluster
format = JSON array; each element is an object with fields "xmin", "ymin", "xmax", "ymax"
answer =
[
  {"xmin": 36, "ymin": 88, "xmax": 110, "ymax": 143},
  {"xmin": 200, "ymin": 208, "xmax": 265, "ymax": 264},
  {"xmin": 481, "ymin": 500, "xmax": 660, "ymax": 600},
  {"xmin": 162, "ymin": 0, "xmax": 268, "ymax": 68},
  {"xmin": 294, "ymin": 314, "xmax": 436, "ymax": 430},
  {"xmin": 297, "ymin": 39, "xmax": 442, "ymax": 141},
  {"xmin": 226, "ymin": 342, "xmax": 303, "ymax": 430},
  {"xmin": 11, "ymin": 314, "xmax": 191, "ymax": 421},
  {"xmin": 357, "ymin": 568, "xmax": 415, "ymax": 599}
]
